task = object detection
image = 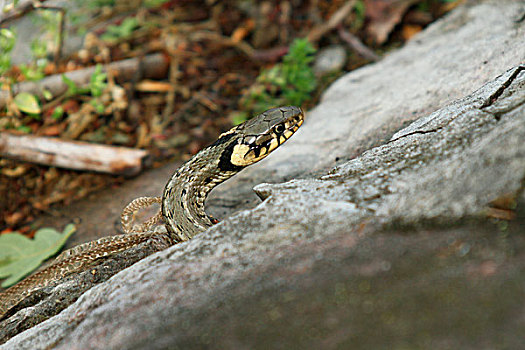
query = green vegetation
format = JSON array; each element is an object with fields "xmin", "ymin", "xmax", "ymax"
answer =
[
  {"xmin": 62, "ymin": 64, "xmax": 108, "ymax": 97},
  {"xmin": 352, "ymin": 0, "xmax": 366, "ymax": 31},
  {"xmin": 62, "ymin": 64, "xmax": 108, "ymax": 113},
  {"xmin": 0, "ymin": 224, "xmax": 76, "ymax": 287},
  {"xmin": 0, "ymin": 29, "xmax": 16, "ymax": 77},
  {"xmin": 101, "ymin": 17, "xmax": 139, "ymax": 42},
  {"xmin": 235, "ymin": 38, "xmax": 317, "ymax": 124},
  {"xmin": 13, "ymin": 92, "xmax": 41, "ymax": 115}
]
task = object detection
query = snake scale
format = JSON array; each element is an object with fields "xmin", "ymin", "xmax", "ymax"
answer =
[{"xmin": 0, "ymin": 106, "xmax": 304, "ymax": 320}]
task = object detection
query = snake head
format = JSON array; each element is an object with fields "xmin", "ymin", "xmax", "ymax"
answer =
[{"xmin": 228, "ymin": 106, "xmax": 304, "ymax": 167}]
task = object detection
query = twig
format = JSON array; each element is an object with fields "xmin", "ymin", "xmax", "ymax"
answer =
[
  {"xmin": 165, "ymin": 94, "xmax": 198, "ymax": 127},
  {"xmin": 190, "ymin": 30, "xmax": 255, "ymax": 58},
  {"xmin": 0, "ymin": 132, "xmax": 150, "ymax": 176},
  {"xmin": 53, "ymin": 6, "xmax": 65, "ymax": 66},
  {"xmin": 162, "ymin": 54, "xmax": 180, "ymax": 118},
  {"xmin": 337, "ymin": 26, "xmax": 380, "ymax": 62},
  {"xmin": 0, "ymin": 53, "xmax": 169, "ymax": 110},
  {"xmin": 251, "ymin": 46, "xmax": 289, "ymax": 62},
  {"xmin": 307, "ymin": 0, "xmax": 357, "ymax": 43}
]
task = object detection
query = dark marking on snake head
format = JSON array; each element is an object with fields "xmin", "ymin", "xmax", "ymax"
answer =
[{"xmin": 218, "ymin": 141, "xmax": 245, "ymax": 172}]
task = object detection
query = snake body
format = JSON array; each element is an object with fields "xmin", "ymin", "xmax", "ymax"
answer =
[{"xmin": 0, "ymin": 106, "xmax": 304, "ymax": 320}]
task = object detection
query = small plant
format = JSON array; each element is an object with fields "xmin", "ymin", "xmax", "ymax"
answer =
[
  {"xmin": 352, "ymin": 0, "xmax": 366, "ymax": 31},
  {"xmin": 0, "ymin": 29, "xmax": 45, "ymax": 123},
  {"xmin": 144, "ymin": 0, "xmax": 170, "ymax": 8},
  {"xmin": 0, "ymin": 28, "xmax": 16, "ymax": 78},
  {"xmin": 237, "ymin": 38, "xmax": 317, "ymax": 123},
  {"xmin": 62, "ymin": 64, "xmax": 107, "ymax": 97},
  {"xmin": 18, "ymin": 38, "xmax": 49, "ymax": 81},
  {"xmin": 88, "ymin": 64, "xmax": 108, "ymax": 97},
  {"xmin": 88, "ymin": 0, "xmax": 116, "ymax": 8},
  {"xmin": 62, "ymin": 64, "xmax": 108, "ymax": 114},
  {"xmin": 101, "ymin": 17, "xmax": 139, "ymax": 42}
]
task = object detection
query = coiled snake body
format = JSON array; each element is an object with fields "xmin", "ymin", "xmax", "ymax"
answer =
[{"xmin": 0, "ymin": 106, "xmax": 304, "ymax": 319}]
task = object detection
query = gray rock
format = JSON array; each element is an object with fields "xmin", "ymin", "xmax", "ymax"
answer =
[
  {"xmin": 8, "ymin": 0, "xmax": 83, "ymax": 65},
  {"xmin": 2, "ymin": 0, "xmax": 525, "ymax": 348},
  {"xmin": 313, "ymin": 45, "xmax": 347, "ymax": 75}
]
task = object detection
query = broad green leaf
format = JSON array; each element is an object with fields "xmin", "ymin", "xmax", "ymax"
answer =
[
  {"xmin": 0, "ymin": 224, "xmax": 76, "ymax": 287},
  {"xmin": 13, "ymin": 92, "xmax": 41, "ymax": 114}
]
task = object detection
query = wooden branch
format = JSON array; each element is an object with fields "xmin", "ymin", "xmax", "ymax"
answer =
[
  {"xmin": 50, "ymin": 6, "xmax": 66, "ymax": 66},
  {"xmin": 0, "ymin": 53, "xmax": 169, "ymax": 110},
  {"xmin": 337, "ymin": 26, "xmax": 380, "ymax": 62},
  {"xmin": 307, "ymin": 0, "xmax": 356, "ymax": 43},
  {"xmin": 0, "ymin": 132, "xmax": 151, "ymax": 176}
]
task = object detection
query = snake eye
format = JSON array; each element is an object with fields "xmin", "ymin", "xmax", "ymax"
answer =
[{"xmin": 274, "ymin": 124, "xmax": 285, "ymax": 134}]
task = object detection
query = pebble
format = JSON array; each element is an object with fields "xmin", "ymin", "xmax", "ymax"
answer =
[{"xmin": 313, "ymin": 45, "xmax": 347, "ymax": 75}]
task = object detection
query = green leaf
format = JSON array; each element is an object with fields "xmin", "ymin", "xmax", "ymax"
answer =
[
  {"xmin": 0, "ymin": 224, "xmax": 76, "ymax": 287},
  {"xmin": 13, "ymin": 92, "xmax": 41, "ymax": 114},
  {"xmin": 101, "ymin": 17, "xmax": 139, "ymax": 42},
  {"xmin": 89, "ymin": 64, "xmax": 107, "ymax": 97},
  {"xmin": 90, "ymin": 99, "xmax": 105, "ymax": 114},
  {"xmin": 16, "ymin": 125, "xmax": 32, "ymax": 133},
  {"xmin": 51, "ymin": 106, "xmax": 64, "ymax": 120},
  {"xmin": 42, "ymin": 89, "xmax": 53, "ymax": 100},
  {"xmin": 62, "ymin": 74, "xmax": 79, "ymax": 95}
]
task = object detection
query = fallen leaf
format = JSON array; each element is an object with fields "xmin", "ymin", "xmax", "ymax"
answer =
[
  {"xmin": 0, "ymin": 224, "xmax": 76, "ymax": 287},
  {"xmin": 13, "ymin": 92, "xmax": 41, "ymax": 115},
  {"xmin": 401, "ymin": 24, "xmax": 422, "ymax": 40},
  {"xmin": 40, "ymin": 124, "xmax": 64, "ymax": 136},
  {"xmin": 365, "ymin": 0, "xmax": 419, "ymax": 44}
]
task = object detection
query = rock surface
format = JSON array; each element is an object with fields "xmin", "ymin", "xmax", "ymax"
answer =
[{"xmin": 2, "ymin": 0, "xmax": 525, "ymax": 348}]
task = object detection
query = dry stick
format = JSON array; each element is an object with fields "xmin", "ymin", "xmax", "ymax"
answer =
[
  {"xmin": 0, "ymin": 132, "xmax": 150, "ymax": 176},
  {"xmin": 251, "ymin": 45, "xmax": 289, "ymax": 62},
  {"xmin": 53, "ymin": 6, "xmax": 65, "ymax": 66},
  {"xmin": 0, "ymin": 53, "xmax": 169, "ymax": 110},
  {"xmin": 307, "ymin": 0, "xmax": 357, "ymax": 43},
  {"xmin": 190, "ymin": 31, "xmax": 255, "ymax": 58},
  {"xmin": 337, "ymin": 26, "xmax": 380, "ymax": 62},
  {"xmin": 162, "ymin": 54, "xmax": 180, "ymax": 118}
]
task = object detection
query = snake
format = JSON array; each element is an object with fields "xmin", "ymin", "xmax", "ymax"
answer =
[{"xmin": 0, "ymin": 106, "xmax": 304, "ymax": 320}]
